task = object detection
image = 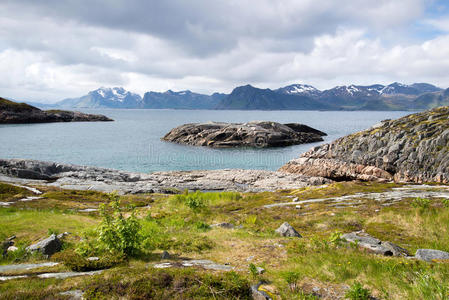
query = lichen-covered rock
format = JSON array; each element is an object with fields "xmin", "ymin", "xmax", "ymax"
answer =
[
  {"xmin": 26, "ymin": 234, "xmax": 62, "ymax": 256},
  {"xmin": 415, "ymin": 249, "xmax": 449, "ymax": 262},
  {"xmin": 162, "ymin": 121, "xmax": 326, "ymax": 148},
  {"xmin": 275, "ymin": 222, "xmax": 302, "ymax": 237},
  {"xmin": 280, "ymin": 106, "xmax": 449, "ymax": 183},
  {"xmin": 342, "ymin": 232, "xmax": 409, "ymax": 257}
]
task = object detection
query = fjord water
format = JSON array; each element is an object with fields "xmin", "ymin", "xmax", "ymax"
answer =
[{"xmin": 0, "ymin": 109, "xmax": 411, "ymax": 173}]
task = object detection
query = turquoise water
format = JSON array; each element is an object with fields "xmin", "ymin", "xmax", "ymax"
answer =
[{"xmin": 0, "ymin": 109, "xmax": 411, "ymax": 172}]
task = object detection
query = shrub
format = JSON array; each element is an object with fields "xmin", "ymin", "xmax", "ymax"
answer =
[
  {"xmin": 345, "ymin": 282, "xmax": 371, "ymax": 300},
  {"xmin": 411, "ymin": 197, "xmax": 431, "ymax": 209},
  {"xmin": 97, "ymin": 192, "xmax": 142, "ymax": 256},
  {"xmin": 442, "ymin": 198, "xmax": 449, "ymax": 208},
  {"xmin": 329, "ymin": 231, "xmax": 345, "ymax": 247}
]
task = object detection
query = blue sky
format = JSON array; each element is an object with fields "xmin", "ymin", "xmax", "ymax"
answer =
[{"xmin": 0, "ymin": 0, "xmax": 448, "ymax": 102}]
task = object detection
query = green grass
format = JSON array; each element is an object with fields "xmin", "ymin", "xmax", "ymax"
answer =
[{"xmin": 1, "ymin": 182, "xmax": 449, "ymax": 299}]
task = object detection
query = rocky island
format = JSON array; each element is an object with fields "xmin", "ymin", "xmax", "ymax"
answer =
[
  {"xmin": 0, "ymin": 97, "xmax": 113, "ymax": 124},
  {"xmin": 162, "ymin": 121, "xmax": 326, "ymax": 148},
  {"xmin": 280, "ymin": 106, "xmax": 449, "ymax": 183}
]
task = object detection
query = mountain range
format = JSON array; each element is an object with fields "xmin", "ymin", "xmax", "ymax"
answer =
[{"xmin": 28, "ymin": 82, "xmax": 449, "ymax": 111}]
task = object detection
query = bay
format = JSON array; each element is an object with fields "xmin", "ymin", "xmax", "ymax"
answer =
[{"xmin": 0, "ymin": 109, "xmax": 411, "ymax": 173}]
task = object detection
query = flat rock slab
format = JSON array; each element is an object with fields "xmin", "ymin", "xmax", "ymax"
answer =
[
  {"xmin": 415, "ymin": 249, "xmax": 449, "ymax": 262},
  {"xmin": 153, "ymin": 259, "xmax": 233, "ymax": 271},
  {"xmin": 0, "ymin": 262, "xmax": 59, "ymax": 273},
  {"xmin": 162, "ymin": 121, "xmax": 325, "ymax": 148},
  {"xmin": 263, "ymin": 185, "xmax": 449, "ymax": 208},
  {"xmin": 0, "ymin": 159, "xmax": 331, "ymax": 194}
]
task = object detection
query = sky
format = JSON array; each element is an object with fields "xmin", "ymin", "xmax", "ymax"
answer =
[{"xmin": 1, "ymin": 0, "xmax": 449, "ymax": 103}]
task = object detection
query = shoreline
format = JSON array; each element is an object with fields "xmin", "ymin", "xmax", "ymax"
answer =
[{"xmin": 0, "ymin": 158, "xmax": 331, "ymax": 194}]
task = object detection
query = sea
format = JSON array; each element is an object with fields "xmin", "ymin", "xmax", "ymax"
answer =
[{"xmin": 0, "ymin": 109, "xmax": 412, "ymax": 173}]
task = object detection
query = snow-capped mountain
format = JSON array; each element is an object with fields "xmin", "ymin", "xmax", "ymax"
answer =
[
  {"xmin": 57, "ymin": 87, "xmax": 142, "ymax": 108},
  {"xmin": 380, "ymin": 82, "xmax": 441, "ymax": 95},
  {"xmin": 142, "ymin": 89, "xmax": 225, "ymax": 109},
  {"xmin": 276, "ymin": 84, "xmax": 321, "ymax": 98}
]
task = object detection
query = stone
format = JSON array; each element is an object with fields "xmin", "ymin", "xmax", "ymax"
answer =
[
  {"xmin": 251, "ymin": 282, "xmax": 273, "ymax": 300},
  {"xmin": 57, "ymin": 232, "xmax": 70, "ymax": 239},
  {"xmin": 415, "ymin": 249, "xmax": 449, "ymax": 262},
  {"xmin": 26, "ymin": 234, "xmax": 62, "ymax": 256},
  {"xmin": 210, "ymin": 222, "xmax": 235, "ymax": 229},
  {"xmin": 275, "ymin": 222, "xmax": 302, "ymax": 237},
  {"xmin": 162, "ymin": 121, "xmax": 326, "ymax": 148},
  {"xmin": 7, "ymin": 246, "xmax": 18, "ymax": 252},
  {"xmin": 59, "ymin": 290, "xmax": 84, "ymax": 300},
  {"xmin": 342, "ymin": 232, "xmax": 409, "ymax": 257},
  {"xmin": 256, "ymin": 266, "xmax": 265, "ymax": 274},
  {"xmin": 87, "ymin": 257, "xmax": 100, "ymax": 261},
  {"xmin": 161, "ymin": 251, "xmax": 170, "ymax": 259},
  {"xmin": 280, "ymin": 107, "xmax": 449, "ymax": 184}
]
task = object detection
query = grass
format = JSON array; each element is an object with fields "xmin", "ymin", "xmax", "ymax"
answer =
[{"xmin": 1, "ymin": 181, "xmax": 449, "ymax": 299}]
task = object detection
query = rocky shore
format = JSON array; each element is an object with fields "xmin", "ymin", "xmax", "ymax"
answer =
[
  {"xmin": 0, "ymin": 159, "xmax": 330, "ymax": 193},
  {"xmin": 280, "ymin": 106, "xmax": 449, "ymax": 183},
  {"xmin": 0, "ymin": 97, "xmax": 113, "ymax": 124},
  {"xmin": 162, "ymin": 121, "xmax": 326, "ymax": 148}
]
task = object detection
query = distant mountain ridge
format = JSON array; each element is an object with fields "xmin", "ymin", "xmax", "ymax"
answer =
[{"xmin": 31, "ymin": 82, "xmax": 446, "ymax": 111}]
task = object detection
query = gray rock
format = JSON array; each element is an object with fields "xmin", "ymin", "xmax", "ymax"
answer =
[
  {"xmin": 251, "ymin": 282, "xmax": 273, "ymax": 300},
  {"xmin": 256, "ymin": 266, "xmax": 265, "ymax": 274},
  {"xmin": 162, "ymin": 121, "xmax": 325, "ymax": 148},
  {"xmin": 59, "ymin": 290, "xmax": 84, "ymax": 300},
  {"xmin": 415, "ymin": 249, "xmax": 449, "ymax": 262},
  {"xmin": 210, "ymin": 222, "xmax": 235, "ymax": 229},
  {"xmin": 275, "ymin": 222, "xmax": 302, "ymax": 237},
  {"xmin": 161, "ymin": 251, "xmax": 170, "ymax": 259},
  {"xmin": 342, "ymin": 232, "xmax": 409, "ymax": 257},
  {"xmin": 57, "ymin": 232, "xmax": 70, "ymax": 239},
  {"xmin": 280, "ymin": 107, "xmax": 449, "ymax": 184},
  {"xmin": 87, "ymin": 257, "xmax": 100, "ymax": 261},
  {"xmin": 26, "ymin": 234, "xmax": 62, "ymax": 256}
]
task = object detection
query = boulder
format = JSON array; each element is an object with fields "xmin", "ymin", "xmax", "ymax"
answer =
[
  {"xmin": 161, "ymin": 251, "xmax": 170, "ymax": 259},
  {"xmin": 162, "ymin": 121, "xmax": 326, "ymax": 148},
  {"xmin": 415, "ymin": 249, "xmax": 449, "ymax": 262},
  {"xmin": 342, "ymin": 232, "xmax": 409, "ymax": 257},
  {"xmin": 275, "ymin": 222, "xmax": 302, "ymax": 237},
  {"xmin": 26, "ymin": 234, "xmax": 62, "ymax": 256},
  {"xmin": 280, "ymin": 107, "xmax": 449, "ymax": 183}
]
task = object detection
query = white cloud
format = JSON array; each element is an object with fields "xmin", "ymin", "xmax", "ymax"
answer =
[{"xmin": 0, "ymin": 0, "xmax": 447, "ymax": 102}]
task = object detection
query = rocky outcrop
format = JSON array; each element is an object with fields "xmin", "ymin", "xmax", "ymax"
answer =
[
  {"xmin": 162, "ymin": 121, "xmax": 326, "ymax": 148},
  {"xmin": 26, "ymin": 234, "xmax": 62, "ymax": 256},
  {"xmin": 0, "ymin": 97, "xmax": 113, "ymax": 124},
  {"xmin": 415, "ymin": 249, "xmax": 449, "ymax": 262},
  {"xmin": 0, "ymin": 159, "xmax": 331, "ymax": 193},
  {"xmin": 280, "ymin": 107, "xmax": 449, "ymax": 183},
  {"xmin": 342, "ymin": 232, "xmax": 409, "ymax": 257},
  {"xmin": 275, "ymin": 222, "xmax": 302, "ymax": 237}
]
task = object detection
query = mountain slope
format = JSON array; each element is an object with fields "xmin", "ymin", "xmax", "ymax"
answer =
[
  {"xmin": 216, "ymin": 85, "xmax": 334, "ymax": 110},
  {"xmin": 57, "ymin": 87, "xmax": 142, "ymax": 108},
  {"xmin": 142, "ymin": 90, "xmax": 222, "ymax": 109}
]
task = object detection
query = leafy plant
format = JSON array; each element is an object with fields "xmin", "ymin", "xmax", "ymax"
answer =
[
  {"xmin": 329, "ymin": 231, "xmax": 344, "ymax": 247},
  {"xmin": 411, "ymin": 197, "xmax": 431, "ymax": 209},
  {"xmin": 249, "ymin": 263, "xmax": 259, "ymax": 279},
  {"xmin": 97, "ymin": 192, "xmax": 142, "ymax": 256},
  {"xmin": 345, "ymin": 282, "xmax": 371, "ymax": 300},
  {"xmin": 442, "ymin": 198, "xmax": 449, "ymax": 208}
]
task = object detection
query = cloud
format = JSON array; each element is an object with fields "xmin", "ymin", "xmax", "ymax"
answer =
[{"xmin": 0, "ymin": 0, "xmax": 447, "ymax": 102}]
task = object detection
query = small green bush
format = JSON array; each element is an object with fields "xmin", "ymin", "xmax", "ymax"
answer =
[
  {"xmin": 442, "ymin": 198, "xmax": 449, "ymax": 208},
  {"xmin": 249, "ymin": 263, "xmax": 258, "ymax": 279},
  {"xmin": 411, "ymin": 197, "xmax": 431, "ymax": 209},
  {"xmin": 345, "ymin": 282, "xmax": 371, "ymax": 300},
  {"xmin": 97, "ymin": 192, "xmax": 142, "ymax": 256}
]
